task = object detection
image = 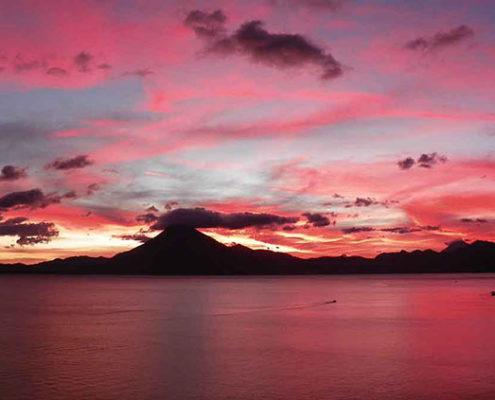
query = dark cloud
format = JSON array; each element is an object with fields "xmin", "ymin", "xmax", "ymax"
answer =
[
  {"xmin": 114, "ymin": 233, "xmax": 150, "ymax": 243},
  {"xmin": 146, "ymin": 205, "xmax": 159, "ymax": 212},
  {"xmin": 417, "ymin": 152, "xmax": 447, "ymax": 168},
  {"xmin": 136, "ymin": 213, "xmax": 159, "ymax": 224},
  {"xmin": 353, "ymin": 197, "xmax": 379, "ymax": 207},
  {"xmin": 344, "ymin": 197, "xmax": 397, "ymax": 208},
  {"xmin": 122, "ymin": 69, "xmax": 153, "ymax": 77},
  {"xmin": 282, "ymin": 225, "xmax": 297, "ymax": 231},
  {"xmin": 1, "ymin": 216, "xmax": 27, "ymax": 224},
  {"xmin": 0, "ymin": 217, "xmax": 58, "ymax": 245},
  {"xmin": 405, "ymin": 25, "xmax": 474, "ymax": 52},
  {"xmin": 46, "ymin": 154, "xmax": 93, "ymax": 170},
  {"xmin": 342, "ymin": 226, "xmax": 375, "ymax": 234},
  {"xmin": 398, "ymin": 153, "xmax": 447, "ymax": 170},
  {"xmin": 0, "ymin": 189, "xmax": 73, "ymax": 211},
  {"xmin": 0, "ymin": 165, "xmax": 27, "ymax": 181},
  {"xmin": 46, "ymin": 67, "xmax": 68, "ymax": 76},
  {"xmin": 74, "ymin": 51, "xmax": 94, "ymax": 72},
  {"xmin": 381, "ymin": 227, "xmax": 420, "ymax": 234},
  {"xmin": 13, "ymin": 57, "xmax": 46, "ymax": 73},
  {"xmin": 422, "ymin": 225, "xmax": 441, "ymax": 231},
  {"xmin": 152, "ymin": 207, "xmax": 298, "ymax": 230},
  {"xmin": 164, "ymin": 201, "xmax": 179, "ymax": 210},
  {"xmin": 460, "ymin": 218, "xmax": 488, "ymax": 224},
  {"xmin": 235, "ymin": 21, "xmax": 343, "ymax": 79},
  {"xmin": 184, "ymin": 9, "xmax": 227, "ymax": 38},
  {"xmin": 397, "ymin": 157, "xmax": 415, "ymax": 170},
  {"xmin": 303, "ymin": 212, "xmax": 331, "ymax": 227},
  {"xmin": 0, "ymin": 189, "xmax": 48, "ymax": 210},
  {"xmin": 185, "ymin": 10, "xmax": 344, "ymax": 80},
  {"xmin": 406, "ymin": 38, "xmax": 429, "ymax": 51},
  {"xmin": 63, "ymin": 190, "xmax": 78, "ymax": 199},
  {"xmin": 381, "ymin": 225, "xmax": 440, "ymax": 234},
  {"xmin": 86, "ymin": 183, "xmax": 101, "ymax": 195},
  {"xmin": 97, "ymin": 63, "xmax": 112, "ymax": 70}
]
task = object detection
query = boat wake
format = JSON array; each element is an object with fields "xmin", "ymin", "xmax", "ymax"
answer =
[{"xmin": 212, "ymin": 300, "xmax": 337, "ymax": 317}]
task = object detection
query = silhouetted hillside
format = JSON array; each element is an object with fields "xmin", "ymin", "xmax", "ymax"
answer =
[{"xmin": 1, "ymin": 228, "xmax": 494, "ymax": 275}]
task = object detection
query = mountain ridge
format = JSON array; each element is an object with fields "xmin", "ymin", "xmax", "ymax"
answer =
[{"xmin": 1, "ymin": 227, "xmax": 494, "ymax": 275}]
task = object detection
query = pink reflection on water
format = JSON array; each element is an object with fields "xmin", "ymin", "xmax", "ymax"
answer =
[{"xmin": 0, "ymin": 274, "xmax": 494, "ymax": 400}]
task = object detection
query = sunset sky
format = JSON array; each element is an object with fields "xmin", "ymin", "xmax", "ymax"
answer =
[{"xmin": 0, "ymin": 0, "xmax": 494, "ymax": 263}]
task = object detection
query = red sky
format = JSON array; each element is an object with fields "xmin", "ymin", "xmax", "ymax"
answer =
[{"xmin": 0, "ymin": 0, "xmax": 494, "ymax": 263}]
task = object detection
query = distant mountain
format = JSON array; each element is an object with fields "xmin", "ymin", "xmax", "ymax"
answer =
[
  {"xmin": 1, "ymin": 227, "xmax": 495, "ymax": 275},
  {"xmin": 442, "ymin": 239, "xmax": 470, "ymax": 253}
]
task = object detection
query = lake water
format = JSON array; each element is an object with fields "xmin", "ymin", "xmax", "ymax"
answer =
[{"xmin": 0, "ymin": 274, "xmax": 494, "ymax": 400}]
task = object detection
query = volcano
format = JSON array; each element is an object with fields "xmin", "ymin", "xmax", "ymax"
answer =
[{"xmin": 110, "ymin": 226, "xmax": 301, "ymax": 275}]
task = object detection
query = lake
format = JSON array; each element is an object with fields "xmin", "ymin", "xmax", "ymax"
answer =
[{"xmin": 0, "ymin": 274, "xmax": 494, "ymax": 400}]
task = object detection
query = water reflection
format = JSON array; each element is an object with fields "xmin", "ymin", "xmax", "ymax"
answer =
[{"xmin": 0, "ymin": 274, "xmax": 494, "ymax": 400}]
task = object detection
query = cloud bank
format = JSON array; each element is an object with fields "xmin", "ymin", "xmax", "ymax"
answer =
[
  {"xmin": 0, "ymin": 189, "xmax": 74, "ymax": 210},
  {"xmin": 0, "ymin": 217, "xmax": 58, "ymax": 245},
  {"xmin": 152, "ymin": 207, "xmax": 298, "ymax": 230},
  {"xmin": 405, "ymin": 25, "xmax": 474, "ymax": 52}
]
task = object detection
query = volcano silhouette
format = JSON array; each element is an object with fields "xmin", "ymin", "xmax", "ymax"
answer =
[{"xmin": 1, "ymin": 227, "xmax": 495, "ymax": 275}]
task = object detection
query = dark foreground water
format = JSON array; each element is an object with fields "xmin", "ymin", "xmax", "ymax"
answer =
[{"xmin": 0, "ymin": 274, "xmax": 494, "ymax": 400}]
